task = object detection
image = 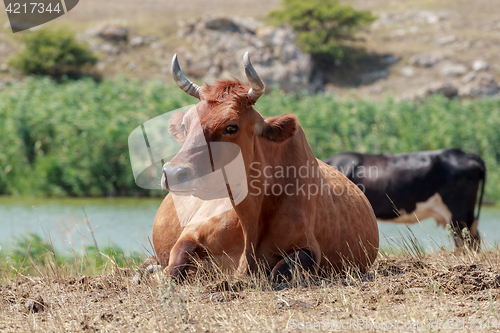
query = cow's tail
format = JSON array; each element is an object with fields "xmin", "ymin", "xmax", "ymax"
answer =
[{"xmin": 473, "ymin": 155, "xmax": 486, "ymax": 222}]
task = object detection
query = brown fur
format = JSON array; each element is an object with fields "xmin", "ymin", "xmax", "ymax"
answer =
[{"xmin": 154, "ymin": 79, "xmax": 379, "ymax": 277}]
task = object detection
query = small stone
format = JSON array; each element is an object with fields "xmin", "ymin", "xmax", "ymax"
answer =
[
  {"xmin": 150, "ymin": 42, "xmax": 162, "ymax": 50},
  {"xmin": 205, "ymin": 17, "xmax": 239, "ymax": 32},
  {"xmin": 425, "ymin": 81, "xmax": 459, "ymax": 98},
  {"xmin": 409, "ymin": 54, "xmax": 437, "ymax": 68},
  {"xmin": 472, "ymin": 60, "xmax": 489, "ymax": 71},
  {"xmin": 462, "ymin": 71, "xmax": 476, "ymax": 83},
  {"xmin": 460, "ymin": 74, "xmax": 499, "ymax": 97},
  {"xmin": 144, "ymin": 35, "xmax": 158, "ymax": 43},
  {"xmin": 433, "ymin": 81, "xmax": 458, "ymax": 98},
  {"xmin": 101, "ymin": 43, "xmax": 120, "ymax": 55},
  {"xmin": 408, "ymin": 26, "xmax": 419, "ymax": 34},
  {"xmin": 0, "ymin": 64, "xmax": 7, "ymax": 72},
  {"xmin": 276, "ymin": 300, "xmax": 310, "ymax": 309},
  {"xmin": 441, "ymin": 63, "xmax": 467, "ymax": 77},
  {"xmin": 400, "ymin": 66, "xmax": 416, "ymax": 77},
  {"xmin": 130, "ymin": 36, "xmax": 145, "ymax": 47},
  {"xmin": 96, "ymin": 24, "xmax": 128, "ymax": 42},
  {"xmin": 209, "ymin": 292, "xmax": 224, "ymax": 302},
  {"xmin": 456, "ymin": 41, "xmax": 471, "ymax": 50},
  {"xmin": 25, "ymin": 295, "xmax": 44, "ymax": 313},
  {"xmin": 426, "ymin": 14, "xmax": 440, "ymax": 24},
  {"xmin": 436, "ymin": 35, "xmax": 456, "ymax": 45}
]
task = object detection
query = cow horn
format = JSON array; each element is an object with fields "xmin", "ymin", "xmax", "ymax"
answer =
[
  {"xmin": 243, "ymin": 52, "xmax": 265, "ymax": 103},
  {"xmin": 171, "ymin": 54, "xmax": 201, "ymax": 99}
]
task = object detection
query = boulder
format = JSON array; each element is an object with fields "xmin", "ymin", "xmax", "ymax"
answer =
[
  {"xmin": 426, "ymin": 81, "xmax": 459, "ymax": 98},
  {"xmin": 130, "ymin": 36, "xmax": 145, "ymax": 47},
  {"xmin": 462, "ymin": 71, "xmax": 476, "ymax": 83},
  {"xmin": 459, "ymin": 74, "xmax": 499, "ymax": 98},
  {"xmin": 400, "ymin": 66, "xmax": 416, "ymax": 77},
  {"xmin": 472, "ymin": 60, "xmax": 489, "ymax": 72},
  {"xmin": 176, "ymin": 16, "xmax": 322, "ymax": 93},
  {"xmin": 436, "ymin": 35, "xmax": 456, "ymax": 45},
  {"xmin": 409, "ymin": 53, "xmax": 437, "ymax": 68},
  {"xmin": 95, "ymin": 24, "xmax": 128, "ymax": 42},
  {"xmin": 441, "ymin": 63, "xmax": 467, "ymax": 77}
]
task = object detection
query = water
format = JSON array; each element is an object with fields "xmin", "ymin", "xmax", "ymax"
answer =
[
  {"xmin": 0, "ymin": 196, "xmax": 499, "ymax": 254},
  {"xmin": 0, "ymin": 196, "xmax": 163, "ymax": 255}
]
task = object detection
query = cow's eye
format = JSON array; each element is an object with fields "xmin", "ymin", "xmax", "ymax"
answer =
[
  {"xmin": 223, "ymin": 124, "xmax": 239, "ymax": 135},
  {"xmin": 180, "ymin": 124, "xmax": 187, "ymax": 136}
]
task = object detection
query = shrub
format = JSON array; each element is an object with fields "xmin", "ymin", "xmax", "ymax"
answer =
[
  {"xmin": 9, "ymin": 28, "xmax": 98, "ymax": 78},
  {"xmin": 267, "ymin": 0, "xmax": 375, "ymax": 61}
]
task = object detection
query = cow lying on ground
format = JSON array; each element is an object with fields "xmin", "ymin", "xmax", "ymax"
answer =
[
  {"xmin": 148, "ymin": 53, "xmax": 379, "ymax": 281},
  {"xmin": 323, "ymin": 149, "xmax": 486, "ymax": 250}
]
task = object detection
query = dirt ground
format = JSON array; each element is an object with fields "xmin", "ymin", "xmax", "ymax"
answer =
[{"xmin": 2, "ymin": 250, "xmax": 500, "ymax": 332}]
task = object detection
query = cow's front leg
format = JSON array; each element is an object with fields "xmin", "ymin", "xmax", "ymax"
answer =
[
  {"xmin": 236, "ymin": 224, "xmax": 259, "ymax": 276},
  {"xmin": 165, "ymin": 238, "xmax": 203, "ymax": 281},
  {"xmin": 270, "ymin": 249, "xmax": 317, "ymax": 282}
]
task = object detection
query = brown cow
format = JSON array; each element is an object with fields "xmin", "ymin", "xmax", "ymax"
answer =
[{"xmin": 152, "ymin": 53, "xmax": 379, "ymax": 281}]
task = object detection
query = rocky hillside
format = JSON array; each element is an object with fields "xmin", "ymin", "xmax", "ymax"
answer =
[{"xmin": 0, "ymin": 0, "xmax": 498, "ymax": 99}]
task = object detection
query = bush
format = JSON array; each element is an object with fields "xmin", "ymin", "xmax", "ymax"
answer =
[
  {"xmin": 267, "ymin": 0, "xmax": 375, "ymax": 61},
  {"xmin": 9, "ymin": 28, "xmax": 98, "ymax": 78}
]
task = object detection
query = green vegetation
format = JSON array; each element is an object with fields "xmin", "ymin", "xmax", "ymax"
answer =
[
  {"xmin": 9, "ymin": 28, "xmax": 98, "ymax": 78},
  {"xmin": 0, "ymin": 76, "xmax": 193, "ymax": 197},
  {"xmin": 267, "ymin": 0, "xmax": 375, "ymax": 62},
  {"xmin": 0, "ymin": 77, "xmax": 499, "ymax": 202}
]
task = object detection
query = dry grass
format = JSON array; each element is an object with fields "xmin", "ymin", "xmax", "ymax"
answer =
[{"xmin": 2, "ymin": 240, "xmax": 500, "ymax": 332}]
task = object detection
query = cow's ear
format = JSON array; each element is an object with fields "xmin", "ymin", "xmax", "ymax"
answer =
[
  {"xmin": 259, "ymin": 114, "xmax": 297, "ymax": 142},
  {"xmin": 168, "ymin": 111, "xmax": 186, "ymax": 143}
]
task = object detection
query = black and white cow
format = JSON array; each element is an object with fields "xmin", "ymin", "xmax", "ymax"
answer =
[{"xmin": 323, "ymin": 148, "xmax": 486, "ymax": 250}]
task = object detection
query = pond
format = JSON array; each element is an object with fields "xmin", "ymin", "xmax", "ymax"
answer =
[{"xmin": 0, "ymin": 196, "xmax": 498, "ymax": 255}]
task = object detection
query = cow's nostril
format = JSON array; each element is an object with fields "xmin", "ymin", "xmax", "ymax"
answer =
[{"xmin": 177, "ymin": 168, "xmax": 190, "ymax": 183}]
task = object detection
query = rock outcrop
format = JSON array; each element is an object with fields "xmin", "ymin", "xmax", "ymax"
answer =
[{"xmin": 176, "ymin": 16, "xmax": 322, "ymax": 93}]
